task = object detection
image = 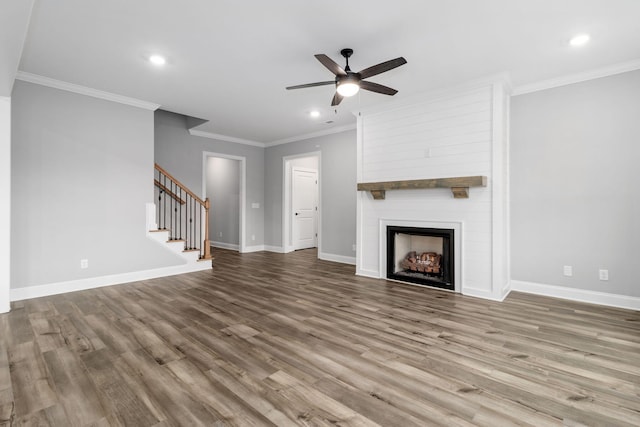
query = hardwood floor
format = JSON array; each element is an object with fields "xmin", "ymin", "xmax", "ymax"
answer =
[{"xmin": 1, "ymin": 248, "xmax": 639, "ymax": 426}]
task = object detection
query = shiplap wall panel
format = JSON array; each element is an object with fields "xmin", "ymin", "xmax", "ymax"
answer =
[
  {"xmin": 357, "ymin": 85, "xmax": 498, "ymax": 295},
  {"xmin": 362, "ymin": 87, "xmax": 493, "ymax": 182}
]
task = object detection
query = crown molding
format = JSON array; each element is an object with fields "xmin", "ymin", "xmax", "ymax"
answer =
[
  {"xmin": 512, "ymin": 58, "xmax": 640, "ymax": 96},
  {"xmin": 15, "ymin": 71, "xmax": 161, "ymax": 110},
  {"xmin": 188, "ymin": 129, "xmax": 265, "ymax": 147},
  {"xmin": 265, "ymin": 123, "xmax": 357, "ymax": 147}
]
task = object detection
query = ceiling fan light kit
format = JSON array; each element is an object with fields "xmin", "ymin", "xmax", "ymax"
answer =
[
  {"xmin": 336, "ymin": 79, "xmax": 360, "ymax": 97},
  {"xmin": 286, "ymin": 48, "xmax": 407, "ymax": 106}
]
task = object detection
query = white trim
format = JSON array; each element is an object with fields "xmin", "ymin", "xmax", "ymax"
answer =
[
  {"xmin": 202, "ymin": 152, "xmax": 247, "ymax": 253},
  {"xmin": 266, "ymin": 124, "xmax": 357, "ymax": 147},
  {"xmin": 10, "ymin": 262, "xmax": 212, "ymax": 302},
  {"xmin": 490, "ymin": 81, "xmax": 511, "ymax": 301},
  {"xmin": 241, "ymin": 245, "xmax": 286, "ymax": 253},
  {"xmin": 211, "ymin": 241, "xmax": 239, "ymax": 251},
  {"xmin": 15, "ymin": 71, "xmax": 161, "ymax": 110},
  {"xmin": 282, "ymin": 152, "xmax": 322, "ymax": 254},
  {"xmin": 0, "ymin": 97, "xmax": 11, "ymax": 313},
  {"xmin": 355, "ymin": 268, "xmax": 381, "ymax": 279},
  {"xmin": 512, "ymin": 58, "xmax": 640, "ymax": 96},
  {"xmin": 189, "ymin": 129, "xmax": 264, "ymax": 147},
  {"xmin": 462, "ymin": 286, "xmax": 510, "ymax": 302},
  {"xmin": 511, "ymin": 280, "xmax": 640, "ymax": 311},
  {"xmin": 318, "ymin": 252, "xmax": 356, "ymax": 266}
]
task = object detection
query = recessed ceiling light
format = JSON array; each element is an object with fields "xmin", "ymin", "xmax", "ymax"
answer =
[
  {"xmin": 149, "ymin": 54, "xmax": 166, "ymax": 66},
  {"xmin": 569, "ymin": 34, "xmax": 590, "ymax": 47},
  {"xmin": 309, "ymin": 110, "xmax": 320, "ymax": 118}
]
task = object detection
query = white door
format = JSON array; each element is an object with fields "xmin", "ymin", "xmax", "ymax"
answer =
[{"xmin": 292, "ymin": 168, "xmax": 317, "ymax": 250}]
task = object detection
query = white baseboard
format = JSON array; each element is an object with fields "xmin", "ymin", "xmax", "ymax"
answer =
[
  {"xmin": 511, "ymin": 280, "xmax": 640, "ymax": 311},
  {"xmin": 462, "ymin": 286, "xmax": 510, "ymax": 302},
  {"xmin": 243, "ymin": 245, "xmax": 285, "ymax": 253},
  {"xmin": 212, "ymin": 241, "xmax": 240, "ymax": 251},
  {"xmin": 318, "ymin": 252, "xmax": 356, "ymax": 265},
  {"xmin": 0, "ymin": 300, "xmax": 9, "ymax": 314},
  {"xmin": 355, "ymin": 268, "xmax": 380, "ymax": 279},
  {"xmin": 10, "ymin": 262, "xmax": 212, "ymax": 302}
]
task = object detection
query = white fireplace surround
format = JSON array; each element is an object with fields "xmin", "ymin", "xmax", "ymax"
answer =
[
  {"xmin": 380, "ymin": 219, "xmax": 462, "ymax": 293},
  {"xmin": 356, "ymin": 77, "xmax": 510, "ymax": 302}
]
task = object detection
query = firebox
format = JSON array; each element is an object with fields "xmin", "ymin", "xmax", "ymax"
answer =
[{"xmin": 386, "ymin": 226, "xmax": 454, "ymax": 290}]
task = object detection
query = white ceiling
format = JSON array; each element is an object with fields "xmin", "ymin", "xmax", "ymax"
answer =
[{"xmin": 10, "ymin": 0, "xmax": 640, "ymax": 143}]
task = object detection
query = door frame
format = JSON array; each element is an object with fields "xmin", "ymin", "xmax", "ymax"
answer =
[
  {"xmin": 202, "ymin": 151, "xmax": 247, "ymax": 253},
  {"xmin": 291, "ymin": 166, "xmax": 318, "ymax": 250},
  {"xmin": 282, "ymin": 151, "xmax": 321, "ymax": 254}
]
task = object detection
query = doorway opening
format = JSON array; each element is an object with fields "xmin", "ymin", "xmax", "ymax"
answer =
[
  {"xmin": 283, "ymin": 152, "xmax": 321, "ymax": 254},
  {"xmin": 202, "ymin": 152, "xmax": 246, "ymax": 252}
]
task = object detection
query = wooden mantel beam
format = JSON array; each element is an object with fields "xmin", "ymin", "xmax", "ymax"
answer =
[{"xmin": 357, "ymin": 176, "xmax": 487, "ymax": 199}]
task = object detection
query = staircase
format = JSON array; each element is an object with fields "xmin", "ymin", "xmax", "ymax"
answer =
[{"xmin": 149, "ymin": 163, "xmax": 213, "ymax": 268}]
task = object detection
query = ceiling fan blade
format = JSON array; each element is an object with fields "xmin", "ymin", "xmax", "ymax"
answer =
[
  {"xmin": 358, "ymin": 57, "xmax": 407, "ymax": 80},
  {"xmin": 286, "ymin": 81, "xmax": 335, "ymax": 90},
  {"xmin": 315, "ymin": 54, "xmax": 347, "ymax": 76},
  {"xmin": 359, "ymin": 80, "xmax": 398, "ymax": 96},
  {"xmin": 331, "ymin": 92, "xmax": 344, "ymax": 106}
]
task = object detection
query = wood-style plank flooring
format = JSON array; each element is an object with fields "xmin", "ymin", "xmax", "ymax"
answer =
[{"xmin": 1, "ymin": 248, "xmax": 639, "ymax": 426}]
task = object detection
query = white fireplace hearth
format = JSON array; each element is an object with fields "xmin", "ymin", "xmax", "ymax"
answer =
[{"xmin": 355, "ymin": 77, "xmax": 511, "ymax": 301}]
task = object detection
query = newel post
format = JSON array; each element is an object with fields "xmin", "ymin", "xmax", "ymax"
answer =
[{"xmin": 203, "ymin": 197, "xmax": 211, "ymax": 259}]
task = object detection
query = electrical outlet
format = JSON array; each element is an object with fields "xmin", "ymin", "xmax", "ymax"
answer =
[
  {"xmin": 80, "ymin": 259, "xmax": 89, "ymax": 269},
  {"xmin": 251, "ymin": 234, "xmax": 256, "ymax": 241},
  {"xmin": 599, "ymin": 269, "xmax": 609, "ymax": 281},
  {"xmin": 563, "ymin": 265, "xmax": 572, "ymax": 277},
  {"xmin": 251, "ymin": 202, "xmax": 260, "ymax": 209},
  {"xmin": 218, "ymin": 231, "xmax": 222, "ymax": 237},
  {"xmin": 352, "ymin": 244, "xmax": 356, "ymax": 251}
]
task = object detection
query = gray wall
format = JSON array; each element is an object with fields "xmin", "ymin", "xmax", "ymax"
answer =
[
  {"xmin": 154, "ymin": 110, "xmax": 265, "ymax": 247},
  {"xmin": 206, "ymin": 156, "xmax": 240, "ymax": 246},
  {"xmin": 264, "ymin": 130, "xmax": 357, "ymax": 258},
  {"xmin": 11, "ymin": 81, "xmax": 183, "ymax": 289},
  {"xmin": 511, "ymin": 70, "xmax": 640, "ymax": 297}
]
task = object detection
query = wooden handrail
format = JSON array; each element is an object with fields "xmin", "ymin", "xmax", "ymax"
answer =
[
  {"xmin": 154, "ymin": 179, "xmax": 186, "ymax": 205},
  {"xmin": 154, "ymin": 163, "xmax": 206, "ymax": 206},
  {"xmin": 154, "ymin": 163, "xmax": 212, "ymax": 260}
]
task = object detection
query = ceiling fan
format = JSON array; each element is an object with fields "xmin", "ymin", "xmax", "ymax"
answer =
[{"xmin": 286, "ymin": 48, "xmax": 407, "ymax": 106}]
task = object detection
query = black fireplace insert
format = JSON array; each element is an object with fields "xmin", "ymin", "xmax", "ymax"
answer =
[{"xmin": 386, "ymin": 226, "xmax": 454, "ymax": 290}]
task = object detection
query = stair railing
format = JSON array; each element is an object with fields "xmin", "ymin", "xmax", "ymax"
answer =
[{"xmin": 154, "ymin": 163, "xmax": 211, "ymax": 260}]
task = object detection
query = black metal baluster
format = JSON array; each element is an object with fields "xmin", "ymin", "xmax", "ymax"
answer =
[
  {"xmin": 199, "ymin": 201, "xmax": 203, "ymax": 258},
  {"xmin": 185, "ymin": 194, "xmax": 189, "ymax": 249},
  {"xmin": 156, "ymin": 170, "xmax": 161, "ymax": 229},
  {"xmin": 163, "ymin": 173, "xmax": 167, "ymax": 230},
  {"xmin": 171, "ymin": 179, "xmax": 175, "ymax": 240},
  {"xmin": 191, "ymin": 198, "xmax": 195, "ymax": 250}
]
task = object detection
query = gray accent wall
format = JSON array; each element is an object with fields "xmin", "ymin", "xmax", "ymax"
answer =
[
  {"xmin": 11, "ymin": 81, "xmax": 183, "ymax": 289},
  {"xmin": 264, "ymin": 130, "xmax": 356, "ymax": 257},
  {"xmin": 206, "ymin": 156, "xmax": 240, "ymax": 246},
  {"xmin": 154, "ymin": 110, "xmax": 265, "ymax": 248},
  {"xmin": 511, "ymin": 70, "xmax": 640, "ymax": 297}
]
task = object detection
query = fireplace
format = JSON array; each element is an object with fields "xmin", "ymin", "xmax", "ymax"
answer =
[{"xmin": 386, "ymin": 226, "xmax": 454, "ymax": 290}]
